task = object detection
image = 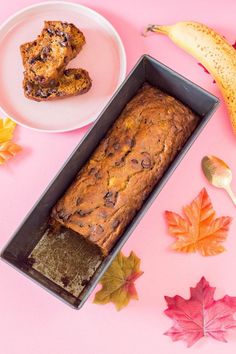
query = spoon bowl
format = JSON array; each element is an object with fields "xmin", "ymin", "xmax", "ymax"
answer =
[{"xmin": 202, "ymin": 155, "xmax": 236, "ymax": 205}]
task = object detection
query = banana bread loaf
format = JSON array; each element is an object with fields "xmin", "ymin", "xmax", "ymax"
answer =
[
  {"xmin": 20, "ymin": 21, "xmax": 85, "ymax": 86},
  {"xmin": 52, "ymin": 83, "xmax": 198, "ymax": 255},
  {"xmin": 23, "ymin": 68, "xmax": 92, "ymax": 101}
]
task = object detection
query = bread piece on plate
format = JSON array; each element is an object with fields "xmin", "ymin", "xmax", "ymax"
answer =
[
  {"xmin": 51, "ymin": 83, "xmax": 198, "ymax": 255},
  {"xmin": 20, "ymin": 21, "xmax": 85, "ymax": 86},
  {"xmin": 23, "ymin": 68, "xmax": 92, "ymax": 101}
]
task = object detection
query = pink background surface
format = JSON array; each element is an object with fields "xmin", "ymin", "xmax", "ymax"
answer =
[{"xmin": 1, "ymin": 0, "xmax": 236, "ymax": 353}]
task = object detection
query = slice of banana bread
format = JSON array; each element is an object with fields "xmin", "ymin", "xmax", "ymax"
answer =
[
  {"xmin": 20, "ymin": 21, "xmax": 85, "ymax": 86},
  {"xmin": 23, "ymin": 68, "xmax": 92, "ymax": 101}
]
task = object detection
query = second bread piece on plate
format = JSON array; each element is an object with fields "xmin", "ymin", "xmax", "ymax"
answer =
[
  {"xmin": 20, "ymin": 21, "xmax": 85, "ymax": 86},
  {"xmin": 23, "ymin": 68, "xmax": 92, "ymax": 101}
]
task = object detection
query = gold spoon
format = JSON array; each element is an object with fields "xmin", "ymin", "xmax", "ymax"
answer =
[{"xmin": 202, "ymin": 155, "xmax": 236, "ymax": 205}]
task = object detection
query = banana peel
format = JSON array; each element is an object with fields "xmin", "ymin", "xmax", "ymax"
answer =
[{"xmin": 145, "ymin": 22, "xmax": 236, "ymax": 135}]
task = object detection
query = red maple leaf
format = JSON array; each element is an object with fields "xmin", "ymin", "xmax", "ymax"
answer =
[{"xmin": 164, "ymin": 277, "xmax": 236, "ymax": 347}]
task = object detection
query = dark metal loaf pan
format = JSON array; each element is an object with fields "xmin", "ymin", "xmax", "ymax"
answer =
[{"xmin": 1, "ymin": 55, "xmax": 219, "ymax": 309}]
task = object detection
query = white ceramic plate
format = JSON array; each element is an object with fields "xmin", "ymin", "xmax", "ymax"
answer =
[{"xmin": 0, "ymin": 1, "xmax": 126, "ymax": 132}]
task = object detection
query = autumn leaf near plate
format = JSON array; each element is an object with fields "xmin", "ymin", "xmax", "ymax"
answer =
[
  {"xmin": 165, "ymin": 188, "xmax": 232, "ymax": 256},
  {"xmin": 0, "ymin": 117, "xmax": 16, "ymax": 143},
  {"xmin": 0, "ymin": 117, "xmax": 22, "ymax": 165},
  {"xmin": 94, "ymin": 251, "xmax": 143, "ymax": 310},
  {"xmin": 0, "ymin": 141, "xmax": 22, "ymax": 165},
  {"xmin": 164, "ymin": 277, "xmax": 236, "ymax": 347}
]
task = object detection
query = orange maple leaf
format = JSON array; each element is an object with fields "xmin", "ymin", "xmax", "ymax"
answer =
[
  {"xmin": 0, "ymin": 141, "xmax": 22, "ymax": 165},
  {"xmin": 165, "ymin": 188, "xmax": 232, "ymax": 256}
]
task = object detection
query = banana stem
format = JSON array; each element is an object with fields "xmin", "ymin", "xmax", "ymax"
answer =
[{"xmin": 144, "ymin": 24, "xmax": 170, "ymax": 36}]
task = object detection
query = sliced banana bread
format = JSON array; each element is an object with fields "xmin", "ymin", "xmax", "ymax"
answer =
[
  {"xmin": 20, "ymin": 21, "xmax": 85, "ymax": 86},
  {"xmin": 23, "ymin": 68, "xmax": 91, "ymax": 101}
]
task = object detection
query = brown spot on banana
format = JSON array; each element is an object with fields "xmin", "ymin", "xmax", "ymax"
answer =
[{"xmin": 146, "ymin": 21, "xmax": 236, "ymax": 135}]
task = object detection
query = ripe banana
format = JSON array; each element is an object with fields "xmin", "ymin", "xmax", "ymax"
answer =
[{"xmin": 146, "ymin": 22, "xmax": 236, "ymax": 135}]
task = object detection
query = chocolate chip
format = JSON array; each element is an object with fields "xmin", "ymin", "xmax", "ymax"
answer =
[
  {"xmin": 112, "ymin": 219, "xmax": 120, "ymax": 229},
  {"xmin": 64, "ymin": 32, "xmax": 70, "ymax": 41},
  {"xmin": 105, "ymin": 191, "xmax": 113, "ymax": 197},
  {"xmin": 40, "ymin": 46, "xmax": 51, "ymax": 60},
  {"xmin": 75, "ymin": 197, "xmax": 81, "ymax": 206},
  {"xmin": 115, "ymin": 157, "xmax": 125, "ymax": 166},
  {"xmin": 48, "ymin": 88, "xmax": 57, "ymax": 95},
  {"xmin": 35, "ymin": 75, "xmax": 46, "ymax": 84},
  {"xmin": 91, "ymin": 224, "xmax": 104, "ymax": 235},
  {"xmin": 141, "ymin": 156, "xmax": 152, "ymax": 169},
  {"xmin": 88, "ymin": 167, "xmax": 101, "ymax": 179},
  {"xmin": 25, "ymin": 82, "xmax": 33, "ymax": 94},
  {"xmin": 46, "ymin": 28, "xmax": 55, "ymax": 35},
  {"xmin": 77, "ymin": 209, "xmax": 92, "ymax": 217},
  {"xmin": 61, "ymin": 276, "xmax": 69, "ymax": 287},
  {"xmin": 126, "ymin": 137, "xmax": 135, "ymax": 147},
  {"xmin": 55, "ymin": 29, "xmax": 64, "ymax": 36},
  {"xmin": 98, "ymin": 210, "xmax": 108, "ymax": 219},
  {"xmin": 89, "ymin": 224, "xmax": 105, "ymax": 242},
  {"xmin": 56, "ymin": 91, "xmax": 64, "ymax": 97},
  {"xmin": 64, "ymin": 69, "xmax": 71, "ymax": 77},
  {"xmin": 28, "ymin": 58, "xmax": 36, "ymax": 64},
  {"xmin": 58, "ymin": 32, "xmax": 70, "ymax": 47},
  {"xmin": 131, "ymin": 158, "xmax": 139, "ymax": 165},
  {"xmin": 95, "ymin": 171, "xmax": 102, "ymax": 179},
  {"xmin": 57, "ymin": 210, "xmax": 71, "ymax": 221},
  {"xmin": 113, "ymin": 142, "xmax": 120, "ymax": 151},
  {"xmin": 88, "ymin": 167, "xmax": 96, "ymax": 175},
  {"xmin": 59, "ymin": 40, "xmax": 68, "ymax": 47},
  {"xmin": 49, "ymin": 79, "xmax": 56, "ymax": 86},
  {"xmin": 75, "ymin": 73, "xmax": 81, "ymax": 80},
  {"xmin": 104, "ymin": 191, "xmax": 118, "ymax": 207},
  {"xmin": 28, "ymin": 55, "xmax": 41, "ymax": 64},
  {"xmin": 35, "ymin": 89, "xmax": 49, "ymax": 99}
]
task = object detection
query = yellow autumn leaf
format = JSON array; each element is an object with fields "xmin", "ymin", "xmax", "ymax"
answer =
[
  {"xmin": 94, "ymin": 251, "xmax": 143, "ymax": 311},
  {"xmin": 0, "ymin": 141, "xmax": 22, "ymax": 165},
  {"xmin": 0, "ymin": 117, "xmax": 16, "ymax": 143}
]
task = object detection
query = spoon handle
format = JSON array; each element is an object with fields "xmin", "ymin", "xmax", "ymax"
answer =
[{"xmin": 224, "ymin": 185, "xmax": 236, "ymax": 205}]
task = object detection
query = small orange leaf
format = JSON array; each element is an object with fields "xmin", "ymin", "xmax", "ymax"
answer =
[
  {"xmin": 0, "ymin": 141, "xmax": 22, "ymax": 165},
  {"xmin": 165, "ymin": 188, "xmax": 232, "ymax": 256}
]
